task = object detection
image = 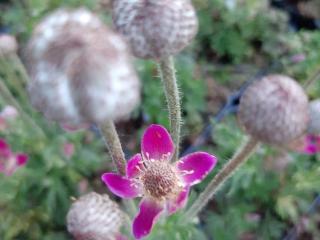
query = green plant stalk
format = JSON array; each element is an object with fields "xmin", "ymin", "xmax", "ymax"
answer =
[
  {"xmin": 184, "ymin": 136, "xmax": 259, "ymax": 219},
  {"xmin": 303, "ymin": 67, "xmax": 320, "ymax": 90},
  {"xmin": 158, "ymin": 57, "xmax": 181, "ymax": 161},
  {"xmin": 0, "ymin": 57, "xmax": 28, "ymax": 102},
  {"xmin": 0, "ymin": 76, "xmax": 46, "ymax": 138},
  {"xmin": 123, "ymin": 200, "xmax": 137, "ymax": 218},
  {"xmin": 99, "ymin": 121, "xmax": 137, "ymax": 215},
  {"xmin": 9, "ymin": 54, "xmax": 30, "ymax": 84},
  {"xmin": 99, "ymin": 120, "xmax": 127, "ymax": 176}
]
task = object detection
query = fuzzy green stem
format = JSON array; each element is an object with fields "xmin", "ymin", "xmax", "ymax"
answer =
[
  {"xmin": 0, "ymin": 57, "xmax": 28, "ymax": 102},
  {"xmin": 158, "ymin": 57, "xmax": 181, "ymax": 161},
  {"xmin": 184, "ymin": 137, "xmax": 259, "ymax": 219},
  {"xmin": 303, "ymin": 68, "xmax": 320, "ymax": 90},
  {"xmin": 99, "ymin": 120, "xmax": 127, "ymax": 176},
  {"xmin": 123, "ymin": 199, "xmax": 137, "ymax": 218},
  {"xmin": 0, "ymin": 76, "xmax": 46, "ymax": 138},
  {"xmin": 9, "ymin": 54, "xmax": 30, "ymax": 84}
]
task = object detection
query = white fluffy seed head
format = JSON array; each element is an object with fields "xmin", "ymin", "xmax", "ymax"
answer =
[
  {"xmin": 307, "ymin": 99, "xmax": 320, "ymax": 135},
  {"xmin": 0, "ymin": 34, "xmax": 18, "ymax": 56},
  {"xmin": 26, "ymin": 8, "xmax": 140, "ymax": 126},
  {"xmin": 112, "ymin": 0, "xmax": 198, "ymax": 59},
  {"xmin": 238, "ymin": 74, "xmax": 309, "ymax": 145},
  {"xmin": 67, "ymin": 192, "xmax": 126, "ymax": 240}
]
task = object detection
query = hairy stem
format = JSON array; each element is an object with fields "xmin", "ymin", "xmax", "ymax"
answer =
[
  {"xmin": 99, "ymin": 121, "xmax": 137, "ymax": 214},
  {"xmin": 303, "ymin": 68, "xmax": 320, "ymax": 90},
  {"xmin": 158, "ymin": 57, "xmax": 181, "ymax": 161},
  {"xmin": 0, "ymin": 57, "xmax": 27, "ymax": 101},
  {"xmin": 0, "ymin": 76, "xmax": 46, "ymax": 138},
  {"xmin": 10, "ymin": 54, "xmax": 30, "ymax": 84},
  {"xmin": 184, "ymin": 137, "xmax": 259, "ymax": 219},
  {"xmin": 99, "ymin": 120, "xmax": 126, "ymax": 176}
]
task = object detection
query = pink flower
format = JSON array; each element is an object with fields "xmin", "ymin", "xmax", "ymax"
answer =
[
  {"xmin": 0, "ymin": 139, "xmax": 28, "ymax": 176},
  {"xmin": 101, "ymin": 124, "xmax": 217, "ymax": 239},
  {"xmin": 0, "ymin": 105, "xmax": 18, "ymax": 120},
  {"xmin": 288, "ymin": 134, "xmax": 320, "ymax": 155},
  {"xmin": 290, "ymin": 53, "xmax": 306, "ymax": 64},
  {"xmin": 301, "ymin": 135, "xmax": 320, "ymax": 154},
  {"xmin": 62, "ymin": 142, "xmax": 75, "ymax": 159},
  {"xmin": 0, "ymin": 106, "xmax": 19, "ymax": 131}
]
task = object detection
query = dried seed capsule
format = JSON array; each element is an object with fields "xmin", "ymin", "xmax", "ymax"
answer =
[
  {"xmin": 238, "ymin": 74, "xmax": 309, "ymax": 145},
  {"xmin": 26, "ymin": 8, "xmax": 140, "ymax": 126},
  {"xmin": 307, "ymin": 99, "xmax": 320, "ymax": 134},
  {"xmin": 67, "ymin": 192, "xmax": 126, "ymax": 240},
  {"xmin": 112, "ymin": 0, "xmax": 198, "ymax": 59}
]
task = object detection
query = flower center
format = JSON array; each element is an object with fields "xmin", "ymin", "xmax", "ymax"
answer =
[{"xmin": 141, "ymin": 160, "xmax": 181, "ymax": 200}]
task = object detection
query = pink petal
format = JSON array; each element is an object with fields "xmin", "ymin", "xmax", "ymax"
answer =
[
  {"xmin": 15, "ymin": 153, "xmax": 28, "ymax": 166},
  {"xmin": 0, "ymin": 117, "xmax": 7, "ymax": 131},
  {"xmin": 0, "ymin": 105, "xmax": 18, "ymax": 119},
  {"xmin": 178, "ymin": 152, "xmax": 217, "ymax": 186},
  {"xmin": 133, "ymin": 198, "xmax": 164, "ymax": 239},
  {"xmin": 3, "ymin": 156, "xmax": 19, "ymax": 176},
  {"xmin": 126, "ymin": 154, "xmax": 143, "ymax": 179},
  {"xmin": 141, "ymin": 124, "xmax": 174, "ymax": 161},
  {"xmin": 62, "ymin": 143, "xmax": 75, "ymax": 158},
  {"xmin": 167, "ymin": 186, "xmax": 190, "ymax": 214},
  {"xmin": 303, "ymin": 135, "xmax": 320, "ymax": 154},
  {"xmin": 101, "ymin": 173, "xmax": 141, "ymax": 199},
  {"xmin": 0, "ymin": 139, "xmax": 11, "ymax": 158}
]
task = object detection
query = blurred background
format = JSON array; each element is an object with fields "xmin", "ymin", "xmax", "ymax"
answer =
[{"xmin": 0, "ymin": 0, "xmax": 320, "ymax": 239}]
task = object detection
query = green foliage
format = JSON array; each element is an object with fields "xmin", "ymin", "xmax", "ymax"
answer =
[
  {"xmin": 0, "ymin": 116, "xmax": 106, "ymax": 239},
  {"xmin": 195, "ymin": 0, "xmax": 288, "ymax": 63},
  {"xmin": 1, "ymin": 0, "xmax": 99, "ymax": 40},
  {"xmin": 0, "ymin": 0, "xmax": 320, "ymax": 239}
]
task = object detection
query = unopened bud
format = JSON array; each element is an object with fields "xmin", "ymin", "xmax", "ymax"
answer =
[
  {"xmin": 238, "ymin": 74, "xmax": 309, "ymax": 145},
  {"xmin": 112, "ymin": 0, "xmax": 198, "ymax": 59},
  {"xmin": 26, "ymin": 8, "xmax": 140, "ymax": 126},
  {"xmin": 67, "ymin": 192, "xmax": 126, "ymax": 240}
]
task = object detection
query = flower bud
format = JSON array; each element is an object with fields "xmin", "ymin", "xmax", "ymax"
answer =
[
  {"xmin": 112, "ymin": 0, "xmax": 198, "ymax": 59},
  {"xmin": 26, "ymin": 8, "xmax": 140, "ymax": 126},
  {"xmin": 307, "ymin": 99, "xmax": 320, "ymax": 135},
  {"xmin": 238, "ymin": 74, "xmax": 309, "ymax": 145},
  {"xmin": 67, "ymin": 192, "xmax": 126, "ymax": 240},
  {"xmin": 0, "ymin": 34, "xmax": 18, "ymax": 56}
]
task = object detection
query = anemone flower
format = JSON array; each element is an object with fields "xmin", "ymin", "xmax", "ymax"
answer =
[
  {"xmin": 102, "ymin": 124, "xmax": 217, "ymax": 239},
  {"xmin": 301, "ymin": 135, "xmax": 320, "ymax": 154},
  {"xmin": 0, "ymin": 139, "xmax": 28, "ymax": 176}
]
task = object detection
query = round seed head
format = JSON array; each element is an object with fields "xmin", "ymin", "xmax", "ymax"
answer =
[
  {"xmin": 26, "ymin": 8, "xmax": 140, "ymax": 126},
  {"xmin": 67, "ymin": 192, "xmax": 126, "ymax": 240},
  {"xmin": 0, "ymin": 34, "xmax": 18, "ymax": 56},
  {"xmin": 112, "ymin": 0, "xmax": 198, "ymax": 59},
  {"xmin": 307, "ymin": 99, "xmax": 320, "ymax": 135},
  {"xmin": 238, "ymin": 74, "xmax": 309, "ymax": 145}
]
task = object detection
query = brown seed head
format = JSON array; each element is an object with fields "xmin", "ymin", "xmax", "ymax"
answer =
[
  {"xmin": 307, "ymin": 99, "xmax": 320, "ymax": 135},
  {"xmin": 141, "ymin": 160, "xmax": 181, "ymax": 200},
  {"xmin": 238, "ymin": 74, "xmax": 309, "ymax": 145},
  {"xmin": 67, "ymin": 192, "xmax": 125, "ymax": 240},
  {"xmin": 26, "ymin": 8, "xmax": 140, "ymax": 126},
  {"xmin": 112, "ymin": 0, "xmax": 198, "ymax": 59}
]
